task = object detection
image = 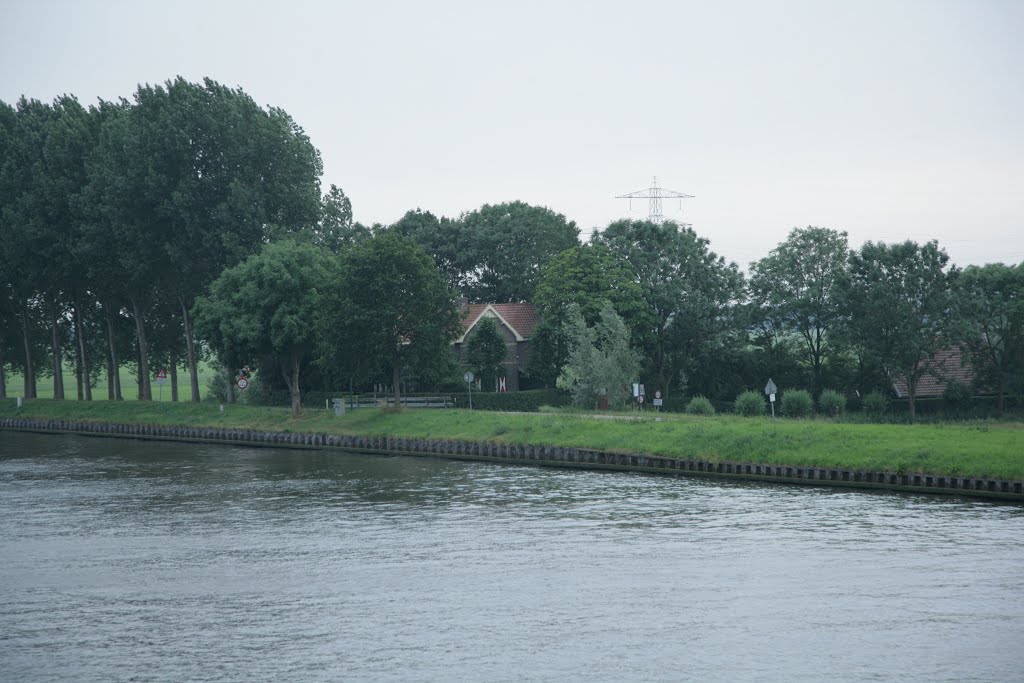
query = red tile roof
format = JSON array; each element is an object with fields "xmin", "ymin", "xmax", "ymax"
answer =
[
  {"xmin": 459, "ymin": 303, "xmax": 540, "ymax": 341},
  {"xmin": 891, "ymin": 345, "xmax": 980, "ymax": 398}
]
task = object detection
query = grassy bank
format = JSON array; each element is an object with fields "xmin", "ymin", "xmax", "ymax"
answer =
[{"xmin": 2, "ymin": 399, "xmax": 1023, "ymax": 480}]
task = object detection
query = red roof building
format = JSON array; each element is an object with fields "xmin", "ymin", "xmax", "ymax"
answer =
[
  {"xmin": 891, "ymin": 345, "xmax": 981, "ymax": 399},
  {"xmin": 454, "ymin": 303, "xmax": 540, "ymax": 391}
]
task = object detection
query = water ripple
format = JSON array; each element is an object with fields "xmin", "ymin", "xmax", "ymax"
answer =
[{"xmin": 1, "ymin": 431, "xmax": 1023, "ymax": 682}]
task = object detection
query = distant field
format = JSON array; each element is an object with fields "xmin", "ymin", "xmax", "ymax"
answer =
[{"xmin": 2, "ymin": 364, "xmax": 215, "ymax": 401}]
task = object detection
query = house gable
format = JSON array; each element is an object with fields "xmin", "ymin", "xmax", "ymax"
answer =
[{"xmin": 457, "ymin": 303, "xmax": 539, "ymax": 343}]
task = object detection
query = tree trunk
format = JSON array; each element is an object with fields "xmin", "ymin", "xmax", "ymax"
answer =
[
  {"xmin": 21, "ymin": 310, "xmax": 36, "ymax": 399},
  {"xmin": 170, "ymin": 351, "xmax": 179, "ymax": 402},
  {"xmin": 73, "ymin": 300, "xmax": 92, "ymax": 401},
  {"xmin": 997, "ymin": 373, "xmax": 1005, "ymax": 415},
  {"xmin": 106, "ymin": 345, "xmax": 115, "ymax": 400},
  {"xmin": 392, "ymin": 362, "xmax": 402, "ymax": 409},
  {"xmin": 0, "ymin": 346, "xmax": 6, "ymax": 398},
  {"xmin": 225, "ymin": 366, "xmax": 235, "ymax": 404},
  {"xmin": 130, "ymin": 297, "xmax": 152, "ymax": 400},
  {"xmin": 179, "ymin": 296, "xmax": 201, "ymax": 403},
  {"xmin": 51, "ymin": 302, "xmax": 65, "ymax": 400},
  {"xmin": 281, "ymin": 355, "xmax": 301, "ymax": 417},
  {"xmin": 104, "ymin": 303, "xmax": 123, "ymax": 400},
  {"xmin": 74, "ymin": 332, "xmax": 83, "ymax": 400},
  {"xmin": 907, "ymin": 377, "xmax": 917, "ymax": 423}
]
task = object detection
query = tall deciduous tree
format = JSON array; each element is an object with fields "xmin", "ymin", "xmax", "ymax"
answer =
[
  {"xmin": 0, "ymin": 99, "xmax": 19, "ymax": 398},
  {"xmin": 529, "ymin": 243, "xmax": 648, "ymax": 385},
  {"xmin": 749, "ymin": 226, "xmax": 849, "ymax": 396},
  {"xmin": 1, "ymin": 96, "xmax": 97, "ymax": 401},
  {"xmin": 557, "ymin": 302, "xmax": 640, "ymax": 408},
  {"xmin": 79, "ymin": 98, "xmax": 131, "ymax": 400},
  {"xmin": 593, "ymin": 220, "xmax": 743, "ymax": 396},
  {"xmin": 459, "ymin": 201, "xmax": 579, "ymax": 303},
  {"xmin": 193, "ymin": 241, "xmax": 330, "ymax": 417},
  {"xmin": 464, "ymin": 317, "xmax": 508, "ymax": 391},
  {"xmin": 533, "ymin": 244, "xmax": 647, "ymax": 326},
  {"xmin": 953, "ymin": 262, "xmax": 1024, "ymax": 413},
  {"xmin": 321, "ymin": 233, "xmax": 461, "ymax": 406},
  {"xmin": 313, "ymin": 184, "xmax": 367, "ymax": 251},
  {"xmin": 388, "ymin": 208, "xmax": 463, "ymax": 292},
  {"xmin": 86, "ymin": 77, "xmax": 324, "ymax": 402},
  {"xmin": 840, "ymin": 240, "xmax": 956, "ymax": 421}
]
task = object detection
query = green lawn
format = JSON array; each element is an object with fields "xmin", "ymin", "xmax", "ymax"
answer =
[
  {"xmin": 2, "ymin": 364, "xmax": 216, "ymax": 401},
  {"xmin": 3, "ymin": 399, "xmax": 1023, "ymax": 480}
]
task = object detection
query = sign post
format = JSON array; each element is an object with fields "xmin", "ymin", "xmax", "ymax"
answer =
[
  {"xmin": 764, "ymin": 378, "xmax": 778, "ymax": 420},
  {"xmin": 464, "ymin": 371, "xmax": 474, "ymax": 410},
  {"xmin": 652, "ymin": 390, "xmax": 663, "ymax": 409},
  {"xmin": 156, "ymin": 369, "xmax": 167, "ymax": 401}
]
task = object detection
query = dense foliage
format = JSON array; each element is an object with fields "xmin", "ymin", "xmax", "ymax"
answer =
[
  {"xmin": 817, "ymin": 389, "xmax": 847, "ymax": 417},
  {"xmin": 781, "ymin": 389, "xmax": 813, "ymax": 418},
  {"xmin": 557, "ymin": 303, "xmax": 640, "ymax": 409},
  {"xmin": 193, "ymin": 241, "xmax": 331, "ymax": 416},
  {"xmin": 3, "ymin": 79, "xmax": 1022, "ymax": 424},
  {"xmin": 734, "ymin": 390, "xmax": 766, "ymax": 417},
  {"xmin": 464, "ymin": 317, "xmax": 508, "ymax": 391},
  {"xmin": 685, "ymin": 396, "xmax": 716, "ymax": 416}
]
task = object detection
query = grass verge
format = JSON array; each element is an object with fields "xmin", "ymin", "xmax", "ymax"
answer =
[{"xmin": 2, "ymin": 399, "xmax": 1023, "ymax": 480}]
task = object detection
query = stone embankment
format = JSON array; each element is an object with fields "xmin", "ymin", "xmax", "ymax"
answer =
[{"xmin": 2, "ymin": 417, "xmax": 1022, "ymax": 502}]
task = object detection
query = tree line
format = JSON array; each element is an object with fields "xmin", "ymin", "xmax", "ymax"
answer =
[{"xmin": 2, "ymin": 78, "xmax": 1022, "ymax": 421}]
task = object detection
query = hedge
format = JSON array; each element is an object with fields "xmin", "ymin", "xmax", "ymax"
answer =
[
  {"xmin": 454, "ymin": 389, "xmax": 571, "ymax": 412},
  {"xmin": 661, "ymin": 397, "xmax": 734, "ymax": 414}
]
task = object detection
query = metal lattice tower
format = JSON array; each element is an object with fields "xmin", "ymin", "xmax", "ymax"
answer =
[{"xmin": 616, "ymin": 177, "xmax": 694, "ymax": 225}]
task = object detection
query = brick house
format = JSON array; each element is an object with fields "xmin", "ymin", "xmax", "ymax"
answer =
[
  {"xmin": 453, "ymin": 302, "xmax": 539, "ymax": 391},
  {"xmin": 890, "ymin": 345, "xmax": 983, "ymax": 399}
]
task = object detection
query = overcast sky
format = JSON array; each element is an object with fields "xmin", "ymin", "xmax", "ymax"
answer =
[{"xmin": 2, "ymin": 0, "xmax": 1022, "ymax": 269}]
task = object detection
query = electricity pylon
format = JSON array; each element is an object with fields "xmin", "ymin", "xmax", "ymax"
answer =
[{"xmin": 616, "ymin": 177, "xmax": 693, "ymax": 224}]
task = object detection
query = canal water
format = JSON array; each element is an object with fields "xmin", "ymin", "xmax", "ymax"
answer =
[{"xmin": 2, "ymin": 431, "xmax": 1022, "ymax": 682}]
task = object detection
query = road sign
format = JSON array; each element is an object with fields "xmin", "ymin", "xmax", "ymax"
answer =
[
  {"xmin": 156, "ymin": 369, "xmax": 167, "ymax": 385},
  {"xmin": 237, "ymin": 377, "xmax": 249, "ymax": 390},
  {"xmin": 632, "ymin": 383, "xmax": 639, "ymax": 397},
  {"xmin": 464, "ymin": 371, "xmax": 474, "ymax": 384},
  {"xmin": 652, "ymin": 398, "xmax": 663, "ymax": 406},
  {"xmin": 765, "ymin": 378, "xmax": 778, "ymax": 420},
  {"xmin": 639, "ymin": 384, "xmax": 645, "ymax": 396},
  {"xmin": 638, "ymin": 395, "xmax": 644, "ymax": 404},
  {"xmin": 498, "ymin": 376, "xmax": 507, "ymax": 393},
  {"xmin": 654, "ymin": 390, "xmax": 662, "ymax": 399}
]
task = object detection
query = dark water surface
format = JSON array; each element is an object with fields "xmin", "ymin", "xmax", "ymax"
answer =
[{"xmin": 1, "ymin": 431, "xmax": 1023, "ymax": 682}]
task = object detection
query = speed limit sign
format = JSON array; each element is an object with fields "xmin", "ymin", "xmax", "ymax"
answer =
[{"xmin": 236, "ymin": 377, "xmax": 249, "ymax": 390}]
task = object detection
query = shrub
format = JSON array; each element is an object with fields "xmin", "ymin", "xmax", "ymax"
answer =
[
  {"xmin": 818, "ymin": 389, "xmax": 847, "ymax": 417},
  {"xmin": 943, "ymin": 380, "xmax": 973, "ymax": 413},
  {"xmin": 685, "ymin": 396, "xmax": 716, "ymax": 416},
  {"xmin": 459, "ymin": 389, "xmax": 570, "ymax": 412},
  {"xmin": 780, "ymin": 389, "xmax": 813, "ymax": 418},
  {"xmin": 862, "ymin": 390, "xmax": 889, "ymax": 418},
  {"xmin": 734, "ymin": 390, "xmax": 766, "ymax": 417}
]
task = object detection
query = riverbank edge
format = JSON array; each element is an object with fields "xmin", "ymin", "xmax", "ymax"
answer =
[{"xmin": 3, "ymin": 416, "xmax": 1022, "ymax": 502}]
